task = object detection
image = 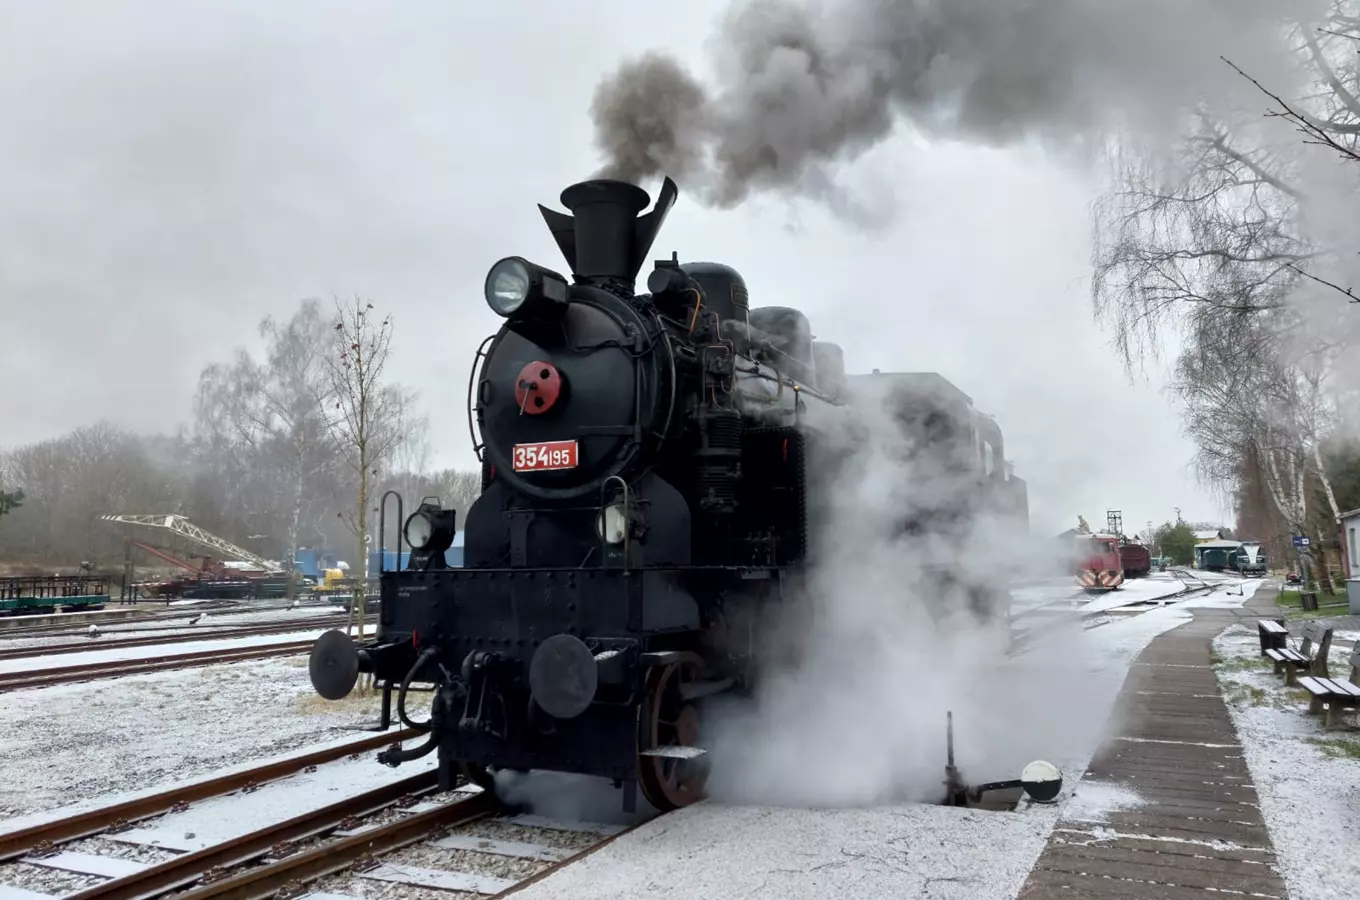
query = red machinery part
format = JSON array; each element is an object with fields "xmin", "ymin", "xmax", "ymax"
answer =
[{"xmin": 514, "ymin": 361, "xmax": 564, "ymax": 415}]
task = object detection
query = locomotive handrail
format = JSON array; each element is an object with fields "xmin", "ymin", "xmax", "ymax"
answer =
[
  {"xmin": 658, "ymin": 329, "xmax": 678, "ymax": 440},
  {"xmin": 378, "ymin": 490, "xmax": 404, "ymax": 574},
  {"xmin": 466, "ymin": 333, "xmax": 496, "ymax": 462}
]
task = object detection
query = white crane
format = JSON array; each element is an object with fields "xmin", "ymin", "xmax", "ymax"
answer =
[{"xmin": 99, "ymin": 514, "xmax": 285, "ymax": 574}]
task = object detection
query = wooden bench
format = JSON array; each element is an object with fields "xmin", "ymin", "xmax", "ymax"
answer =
[
  {"xmin": 1257, "ymin": 618, "xmax": 1288, "ymax": 655},
  {"xmin": 1298, "ymin": 645, "xmax": 1360, "ymax": 728},
  {"xmin": 1265, "ymin": 621, "xmax": 1333, "ymax": 685}
]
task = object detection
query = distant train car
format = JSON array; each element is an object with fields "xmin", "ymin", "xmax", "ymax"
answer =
[
  {"xmin": 1232, "ymin": 542, "xmax": 1268, "ymax": 577},
  {"xmin": 1199, "ymin": 547, "xmax": 1232, "ymax": 571},
  {"xmin": 1075, "ymin": 533, "xmax": 1124, "ymax": 591},
  {"xmin": 1119, "ymin": 543, "xmax": 1152, "ymax": 578}
]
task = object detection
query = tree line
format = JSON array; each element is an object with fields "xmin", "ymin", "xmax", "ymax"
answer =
[
  {"xmin": 0, "ymin": 297, "xmax": 481, "ymax": 579},
  {"xmin": 1091, "ymin": 6, "xmax": 1360, "ymax": 592}
]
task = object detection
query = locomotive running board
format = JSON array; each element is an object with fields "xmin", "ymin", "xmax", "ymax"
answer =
[{"xmin": 639, "ymin": 745, "xmax": 707, "ymax": 760}]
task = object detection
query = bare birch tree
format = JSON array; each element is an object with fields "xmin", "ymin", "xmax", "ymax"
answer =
[
  {"xmin": 323, "ymin": 297, "xmax": 407, "ymax": 638},
  {"xmin": 1091, "ymin": 8, "xmax": 1360, "ymax": 589},
  {"xmin": 196, "ymin": 299, "xmax": 337, "ymax": 593},
  {"xmin": 1173, "ymin": 313, "xmax": 1340, "ymax": 589},
  {"xmin": 430, "ymin": 468, "xmax": 482, "ymax": 521},
  {"xmin": 1093, "ymin": 9, "xmax": 1360, "ymax": 359}
]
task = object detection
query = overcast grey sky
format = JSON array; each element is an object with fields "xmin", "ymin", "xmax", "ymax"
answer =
[{"xmin": 0, "ymin": 0, "xmax": 1235, "ymax": 537}]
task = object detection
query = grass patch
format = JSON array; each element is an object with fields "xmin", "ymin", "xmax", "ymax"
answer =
[
  {"xmin": 293, "ymin": 682, "xmax": 384, "ymax": 717},
  {"xmin": 1216, "ymin": 655, "xmax": 1274, "ymax": 673},
  {"xmin": 1304, "ymin": 736, "xmax": 1360, "ymax": 760},
  {"xmin": 1224, "ymin": 682, "xmax": 1314, "ymax": 710},
  {"xmin": 1223, "ymin": 683, "xmax": 1271, "ymax": 707},
  {"xmin": 1274, "ymin": 586, "xmax": 1350, "ymax": 619}
]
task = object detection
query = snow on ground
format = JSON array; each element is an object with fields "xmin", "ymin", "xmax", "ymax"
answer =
[
  {"xmin": 0, "ymin": 581, "xmax": 1275, "ymax": 900},
  {"xmin": 1075, "ymin": 574, "xmax": 1188, "ymax": 614},
  {"xmin": 107, "ymin": 751, "xmax": 438, "ymax": 852},
  {"xmin": 1010, "ymin": 569, "xmax": 1233, "ymax": 619},
  {"xmin": 0, "ymin": 654, "xmax": 392, "ymax": 822},
  {"xmin": 517, "ymin": 580, "xmax": 1260, "ymax": 900},
  {"xmin": 513, "ymin": 799, "xmax": 1062, "ymax": 900},
  {"xmin": 1008, "ymin": 582, "xmax": 1081, "ymax": 615},
  {"xmin": 1212, "ymin": 623, "xmax": 1360, "ymax": 900},
  {"xmin": 0, "ymin": 630, "xmax": 331, "ymax": 673},
  {"xmin": 1056, "ymin": 781, "xmax": 1146, "ymax": 824}
]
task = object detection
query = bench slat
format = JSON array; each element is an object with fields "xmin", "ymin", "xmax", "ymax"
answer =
[
  {"xmin": 1258, "ymin": 620, "xmax": 1288, "ymax": 634},
  {"xmin": 1329, "ymin": 680, "xmax": 1360, "ymax": 698},
  {"xmin": 1297, "ymin": 676, "xmax": 1332, "ymax": 696},
  {"xmin": 1267, "ymin": 649, "xmax": 1306, "ymax": 663}
]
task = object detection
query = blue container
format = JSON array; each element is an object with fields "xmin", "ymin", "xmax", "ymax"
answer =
[
  {"xmin": 293, "ymin": 548, "xmax": 321, "ymax": 578},
  {"xmin": 369, "ymin": 533, "xmax": 464, "ymax": 572}
]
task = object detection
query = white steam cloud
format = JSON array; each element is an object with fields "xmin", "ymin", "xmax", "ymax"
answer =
[
  {"xmin": 591, "ymin": 0, "xmax": 1326, "ymax": 217},
  {"xmin": 700, "ymin": 376, "xmax": 1107, "ymax": 808}
]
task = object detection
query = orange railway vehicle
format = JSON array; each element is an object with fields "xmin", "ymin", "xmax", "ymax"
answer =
[{"xmin": 1074, "ymin": 533, "xmax": 1124, "ymax": 592}]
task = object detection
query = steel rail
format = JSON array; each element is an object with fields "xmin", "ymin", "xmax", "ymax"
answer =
[
  {"xmin": 0, "ymin": 622, "xmax": 327, "ymax": 662},
  {"xmin": 0, "ymin": 729, "xmax": 418, "ymax": 861},
  {"xmin": 0, "ymin": 641, "xmax": 314, "ymax": 693},
  {"xmin": 489, "ymin": 817, "xmax": 653, "ymax": 899},
  {"xmin": 0, "ymin": 605, "xmax": 245, "ymax": 639},
  {"xmin": 143, "ymin": 790, "xmax": 497, "ymax": 900},
  {"xmin": 64, "ymin": 770, "xmax": 466, "ymax": 900}
]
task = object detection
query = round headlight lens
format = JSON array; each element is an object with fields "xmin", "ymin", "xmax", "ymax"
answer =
[
  {"xmin": 404, "ymin": 511, "xmax": 434, "ymax": 550},
  {"xmin": 595, "ymin": 504, "xmax": 628, "ymax": 545},
  {"xmin": 485, "ymin": 258, "xmax": 531, "ymax": 316}
]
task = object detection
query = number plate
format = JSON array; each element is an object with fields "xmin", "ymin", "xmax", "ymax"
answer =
[{"xmin": 512, "ymin": 440, "xmax": 578, "ymax": 472}]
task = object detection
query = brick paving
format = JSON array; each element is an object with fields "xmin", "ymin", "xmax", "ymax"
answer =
[{"xmin": 1016, "ymin": 589, "xmax": 1292, "ymax": 900}]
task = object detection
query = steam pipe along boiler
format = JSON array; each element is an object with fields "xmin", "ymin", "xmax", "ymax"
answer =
[{"xmin": 305, "ymin": 176, "xmax": 1022, "ymax": 813}]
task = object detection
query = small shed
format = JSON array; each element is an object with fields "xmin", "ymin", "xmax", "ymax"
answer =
[
  {"xmin": 1338, "ymin": 509, "xmax": 1360, "ymax": 614},
  {"xmin": 1194, "ymin": 539, "xmax": 1242, "ymax": 569}
]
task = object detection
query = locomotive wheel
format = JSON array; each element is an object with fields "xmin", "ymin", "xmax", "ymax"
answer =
[{"xmin": 636, "ymin": 654, "xmax": 709, "ymax": 811}]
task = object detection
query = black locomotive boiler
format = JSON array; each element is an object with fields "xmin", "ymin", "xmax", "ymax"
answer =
[{"xmin": 307, "ymin": 176, "xmax": 1024, "ymax": 813}]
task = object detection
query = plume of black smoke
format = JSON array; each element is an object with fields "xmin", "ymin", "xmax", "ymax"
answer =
[{"xmin": 591, "ymin": 0, "xmax": 1326, "ymax": 215}]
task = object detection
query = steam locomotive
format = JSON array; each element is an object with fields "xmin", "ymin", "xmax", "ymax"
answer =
[{"xmin": 307, "ymin": 176, "xmax": 1025, "ymax": 813}]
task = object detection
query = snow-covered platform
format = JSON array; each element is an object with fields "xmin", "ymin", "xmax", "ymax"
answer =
[
  {"xmin": 510, "ymin": 799, "xmax": 1059, "ymax": 900},
  {"xmin": 1015, "ymin": 591, "xmax": 1289, "ymax": 900}
]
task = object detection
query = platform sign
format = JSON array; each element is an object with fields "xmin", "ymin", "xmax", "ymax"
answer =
[{"xmin": 1291, "ymin": 534, "xmax": 1310, "ymax": 548}]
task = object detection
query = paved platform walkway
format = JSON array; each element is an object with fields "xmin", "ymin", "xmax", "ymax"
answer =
[{"xmin": 1017, "ymin": 589, "xmax": 1291, "ymax": 900}]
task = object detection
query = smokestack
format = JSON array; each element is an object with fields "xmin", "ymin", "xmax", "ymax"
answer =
[{"xmin": 538, "ymin": 176, "xmax": 679, "ymax": 292}]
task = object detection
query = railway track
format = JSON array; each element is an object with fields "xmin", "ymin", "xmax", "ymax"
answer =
[
  {"xmin": 0, "ymin": 621, "xmax": 333, "ymax": 663},
  {"xmin": 0, "ymin": 606, "xmax": 248, "ymax": 640},
  {"xmin": 1007, "ymin": 578, "xmax": 1231, "ymax": 657},
  {"xmin": 0, "ymin": 731, "xmax": 420, "ymax": 862},
  {"xmin": 0, "ymin": 640, "xmax": 315, "ymax": 693},
  {"xmin": 0, "ymin": 599, "xmax": 345, "ymax": 641},
  {"xmin": 3, "ymin": 764, "xmax": 650, "ymax": 900}
]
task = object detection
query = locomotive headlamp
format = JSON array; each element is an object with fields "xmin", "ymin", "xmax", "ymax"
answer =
[
  {"xmin": 596, "ymin": 503, "xmax": 628, "ymax": 545},
  {"xmin": 484, "ymin": 257, "xmax": 569, "ymax": 320},
  {"xmin": 404, "ymin": 505, "xmax": 457, "ymax": 554},
  {"xmin": 404, "ymin": 510, "xmax": 434, "ymax": 550}
]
